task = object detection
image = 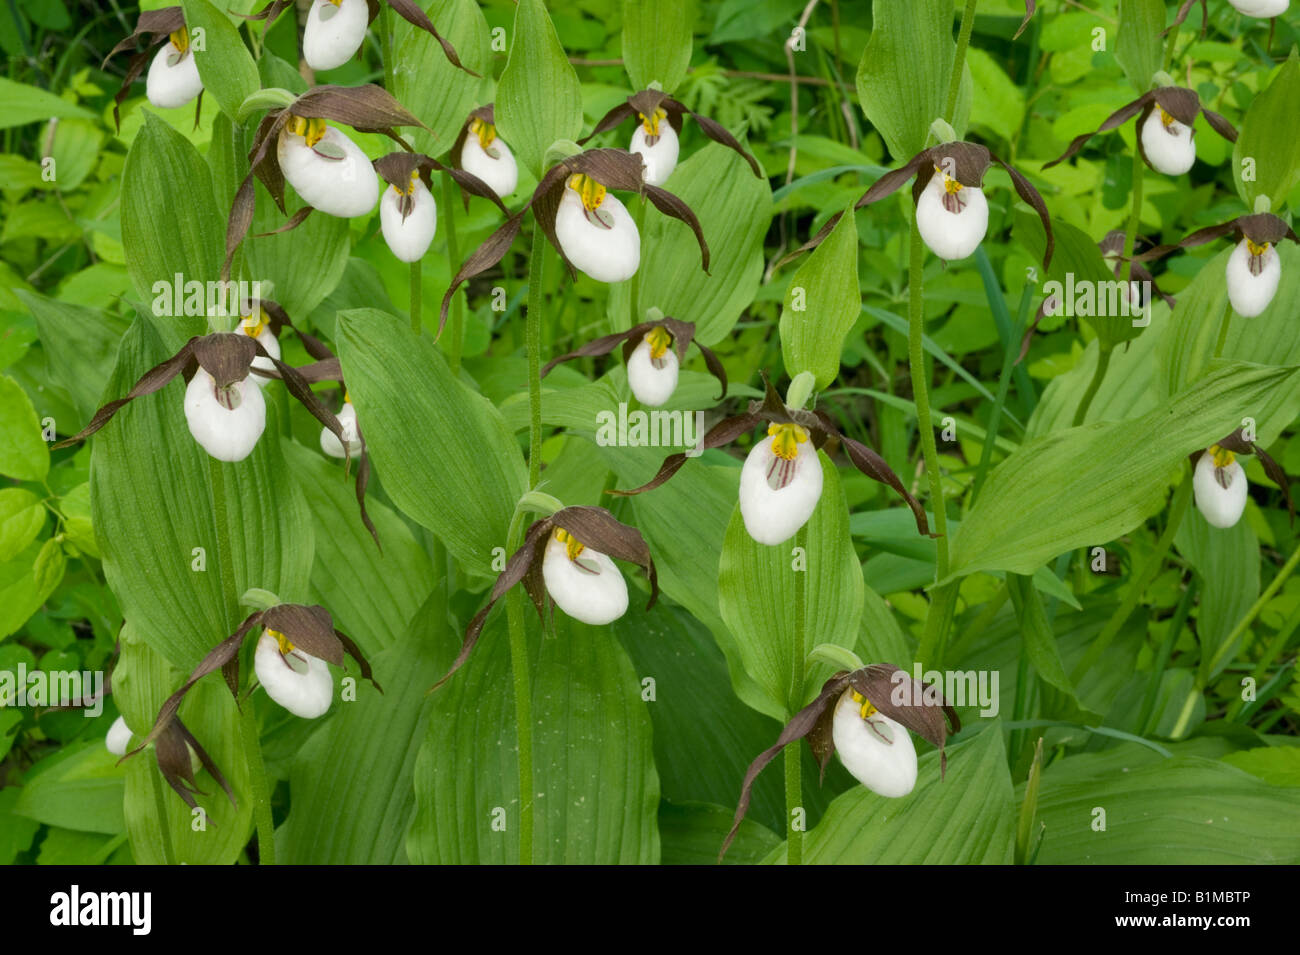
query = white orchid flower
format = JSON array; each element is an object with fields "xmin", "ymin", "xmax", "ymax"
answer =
[
  {"xmin": 254, "ymin": 628, "xmax": 334, "ymax": 719},
  {"xmin": 630, "ymin": 108, "xmax": 680, "ymax": 186},
  {"xmin": 831, "ymin": 687, "xmax": 919, "ymax": 798},
  {"xmin": 380, "ymin": 168, "xmax": 437, "ymax": 262},
  {"xmin": 554, "ymin": 173, "xmax": 641, "ymax": 283},
  {"xmin": 277, "ymin": 115, "xmax": 379, "ymax": 219},
  {"xmin": 184, "ymin": 367, "xmax": 266, "ymax": 463},
  {"xmin": 1229, "ymin": 0, "xmax": 1288, "ymax": 15},
  {"xmin": 459, "ymin": 111, "xmax": 518, "ymax": 199},
  {"xmin": 1194, "ymin": 445, "xmax": 1248, "ymax": 528},
  {"xmin": 916, "ymin": 167, "xmax": 990, "ymax": 261},
  {"xmin": 302, "ymin": 0, "xmax": 370, "ymax": 71},
  {"xmin": 1139, "ymin": 105, "xmax": 1196, "ymax": 176},
  {"xmin": 625, "ymin": 327, "xmax": 680, "ymax": 406},
  {"xmin": 540, "ymin": 529, "xmax": 629, "ymax": 626},
  {"xmin": 321, "ymin": 397, "xmax": 364, "ymax": 458},
  {"xmin": 739, "ymin": 423, "xmax": 825, "ymax": 546},
  {"xmin": 145, "ymin": 27, "xmax": 203, "ymax": 109}
]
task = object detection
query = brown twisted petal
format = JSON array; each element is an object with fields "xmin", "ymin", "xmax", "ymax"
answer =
[
  {"xmin": 1217, "ymin": 429, "xmax": 1295, "ymax": 525},
  {"xmin": 104, "ymin": 7, "xmax": 188, "ymax": 131},
  {"xmin": 236, "ymin": 0, "xmax": 293, "ymax": 25},
  {"xmin": 1014, "ymin": 0, "xmax": 1036, "ymax": 40},
  {"xmin": 541, "ymin": 325, "xmax": 648, "ymax": 378},
  {"xmin": 384, "ymin": 0, "xmax": 478, "ymax": 77},
  {"xmin": 153, "ymin": 716, "xmax": 236, "ymax": 810},
  {"xmin": 1042, "ymin": 92, "xmax": 1155, "ymax": 169},
  {"xmin": 991, "ymin": 152, "xmax": 1055, "ymax": 269},
  {"xmin": 607, "ymin": 410, "xmax": 764, "ymax": 495},
  {"xmin": 51, "ymin": 338, "xmax": 198, "ymax": 449},
  {"xmin": 1164, "ymin": 0, "xmax": 1208, "ymax": 37},
  {"xmin": 289, "ymin": 84, "xmax": 426, "ymax": 136},
  {"xmin": 438, "ymin": 212, "xmax": 527, "ymax": 338},
  {"xmin": 719, "ymin": 665, "xmax": 959, "ymax": 862}
]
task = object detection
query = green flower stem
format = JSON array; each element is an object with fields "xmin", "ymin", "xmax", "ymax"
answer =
[
  {"xmin": 786, "ymin": 524, "xmax": 808, "ymax": 865},
  {"xmin": 1213, "ymin": 302, "xmax": 1233, "ymax": 359},
  {"xmin": 147, "ymin": 749, "xmax": 178, "ymax": 865},
  {"xmin": 1071, "ymin": 472, "xmax": 1192, "ymax": 684},
  {"xmin": 1071, "ymin": 343, "xmax": 1112, "ymax": 427},
  {"xmin": 526, "ymin": 226, "xmax": 546, "ymax": 486},
  {"xmin": 442, "ymin": 173, "xmax": 464, "ymax": 372},
  {"xmin": 1161, "ymin": 14, "xmax": 1181, "ymax": 71},
  {"xmin": 944, "ymin": 0, "xmax": 979, "ymax": 124},
  {"xmin": 207, "ymin": 456, "xmax": 275, "ymax": 865},
  {"xmin": 908, "ymin": 219, "xmax": 952, "ymax": 670},
  {"xmin": 410, "ymin": 261, "xmax": 422, "ymax": 336},
  {"xmin": 504, "ymin": 507, "xmax": 535, "ymax": 865},
  {"xmin": 238, "ymin": 697, "xmax": 276, "ymax": 865}
]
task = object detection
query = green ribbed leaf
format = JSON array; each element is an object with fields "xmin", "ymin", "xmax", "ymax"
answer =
[{"xmin": 622, "ymin": 0, "xmax": 694, "ymax": 93}]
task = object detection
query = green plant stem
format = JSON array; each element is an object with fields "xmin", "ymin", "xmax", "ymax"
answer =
[
  {"xmin": 1212, "ymin": 302, "xmax": 1233, "ymax": 359},
  {"xmin": 503, "ymin": 508, "xmax": 535, "ymax": 864},
  {"xmin": 238, "ymin": 699, "xmax": 276, "ymax": 865},
  {"xmin": 208, "ymin": 457, "xmax": 275, "ymax": 865},
  {"xmin": 629, "ymin": 196, "xmax": 648, "ymax": 328},
  {"xmin": 908, "ymin": 221, "xmax": 952, "ymax": 669},
  {"xmin": 1230, "ymin": 603, "xmax": 1300, "ymax": 722},
  {"xmin": 1008, "ymin": 645, "xmax": 1032, "ymax": 768},
  {"xmin": 441, "ymin": 174, "xmax": 464, "ymax": 372},
  {"xmin": 1072, "ymin": 344, "xmax": 1112, "ymax": 427},
  {"xmin": 526, "ymin": 227, "xmax": 546, "ymax": 486},
  {"xmin": 147, "ymin": 751, "xmax": 178, "ymax": 865},
  {"xmin": 1161, "ymin": 13, "xmax": 1181, "ymax": 71},
  {"xmin": 1071, "ymin": 472, "xmax": 1192, "ymax": 683},
  {"xmin": 786, "ymin": 525, "xmax": 807, "ymax": 865},
  {"xmin": 944, "ymin": 0, "xmax": 979, "ymax": 124},
  {"xmin": 410, "ymin": 261, "xmax": 422, "ymax": 335}
]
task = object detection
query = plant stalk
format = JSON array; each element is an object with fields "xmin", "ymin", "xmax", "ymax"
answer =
[
  {"xmin": 410, "ymin": 261, "xmax": 422, "ymax": 335},
  {"xmin": 786, "ymin": 524, "xmax": 808, "ymax": 865},
  {"xmin": 944, "ymin": 0, "xmax": 979, "ymax": 124},
  {"xmin": 526, "ymin": 227, "xmax": 546, "ymax": 486},
  {"xmin": 503, "ymin": 508, "xmax": 535, "ymax": 864}
]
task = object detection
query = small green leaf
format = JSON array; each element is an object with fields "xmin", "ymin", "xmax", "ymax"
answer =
[
  {"xmin": 0, "ymin": 375, "xmax": 49, "ymax": 482},
  {"xmin": 0, "ymin": 489, "xmax": 45, "ymax": 562},
  {"xmin": 1233, "ymin": 48, "xmax": 1300, "ymax": 208},
  {"xmin": 779, "ymin": 205, "xmax": 859, "ymax": 390},
  {"xmin": 622, "ymin": 0, "xmax": 694, "ymax": 93},
  {"xmin": 1114, "ymin": 0, "xmax": 1165, "ymax": 93},
  {"xmin": 856, "ymin": 0, "xmax": 971, "ymax": 161},
  {"xmin": 180, "ymin": 0, "xmax": 261, "ymax": 121},
  {"xmin": 0, "ymin": 78, "xmax": 95, "ymax": 129},
  {"xmin": 495, "ymin": 0, "xmax": 584, "ymax": 179}
]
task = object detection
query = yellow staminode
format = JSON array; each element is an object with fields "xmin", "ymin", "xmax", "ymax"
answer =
[
  {"xmin": 1159, "ymin": 105, "xmax": 1177, "ymax": 128},
  {"xmin": 241, "ymin": 307, "xmax": 269, "ymax": 339},
  {"xmin": 850, "ymin": 689, "xmax": 878, "ymax": 720},
  {"xmin": 768, "ymin": 422, "xmax": 809, "ymax": 461},
  {"xmin": 169, "ymin": 27, "xmax": 189, "ymax": 53},
  {"xmin": 554, "ymin": 527, "xmax": 585, "ymax": 561},
  {"xmin": 269, "ymin": 628, "xmax": 295, "ymax": 655},
  {"xmin": 393, "ymin": 169, "xmax": 419, "ymax": 196},
  {"xmin": 1247, "ymin": 238, "xmax": 1271, "ymax": 257},
  {"xmin": 566, "ymin": 173, "xmax": 606, "ymax": 212},
  {"xmin": 638, "ymin": 108, "xmax": 668, "ymax": 138},
  {"xmin": 1210, "ymin": 444, "xmax": 1236, "ymax": 469},
  {"xmin": 645, "ymin": 325, "xmax": 672, "ymax": 360},
  {"xmin": 469, "ymin": 117, "xmax": 497, "ymax": 150},
  {"xmin": 286, "ymin": 114, "xmax": 327, "ymax": 148},
  {"xmin": 936, "ymin": 166, "xmax": 963, "ymax": 195}
]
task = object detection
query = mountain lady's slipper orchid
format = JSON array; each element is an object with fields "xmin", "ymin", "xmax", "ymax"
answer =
[
  {"xmin": 451, "ymin": 106, "xmax": 520, "ymax": 199},
  {"xmin": 243, "ymin": 0, "xmax": 474, "ymax": 75},
  {"xmin": 1172, "ymin": 0, "xmax": 1289, "ymax": 26},
  {"xmin": 108, "ymin": 707, "xmax": 234, "ymax": 811},
  {"xmin": 432, "ymin": 506, "xmax": 657, "ymax": 691},
  {"xmin": 612, "ymin": 377, "xmax": 931, "ymax": 547},
  {"xmin": 719, "ymin": 664, "xmax": 959, "ymax": 861},
  {"xmin": 1045, "ymin": 86, "xmax": 1238, "ymax": 176},
  {"xmin": 103, "ymin": 7, "xmax": 203, "ymax": 129},
  {"xmin": 440, "ymin": 148, "xmax": 709, "ymax": 333},
  {"xmin": 541, "ymin": 315, "xmax": 727, "ymax": 408},
  {"xmin": 223, "ymin": 85, "xmax": 424, "ymax": 280},
  {"xmin": 1192, "ymin": 428, "xmax": 1294, "ymax": 529},
  {"xmin": 373, "ymin": 151, "xmax": 508, "ymax": 262},
  {"xmin": 128, "ymin": 605, "xmax": 378, "ymax": 749},
  {"xmin": 53, "ymin": 332, "xmax": 347, "ymax": 465},
  {"xmin": 791, "ymin": 141, "xmax": 1054, "ymax": 268},
  {"xmin": 580, "ymin": 89, "xmax": 763, "ymax": 187},
  {"xmin": 321, "ymin": 396, "xmax": 365, "ymax": 459},
  {"xmin": 1139, "ymin": 212, "xmax": 1298, "ymax": 317}
]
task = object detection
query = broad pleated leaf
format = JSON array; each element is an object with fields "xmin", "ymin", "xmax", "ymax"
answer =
[
  {"xmin": 779, "ymin": 205, "xmax": 859, "ymax": 390},
  {"xmin": 622, "ymin": 0, "xmax": 694, "ymax": 94}
]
